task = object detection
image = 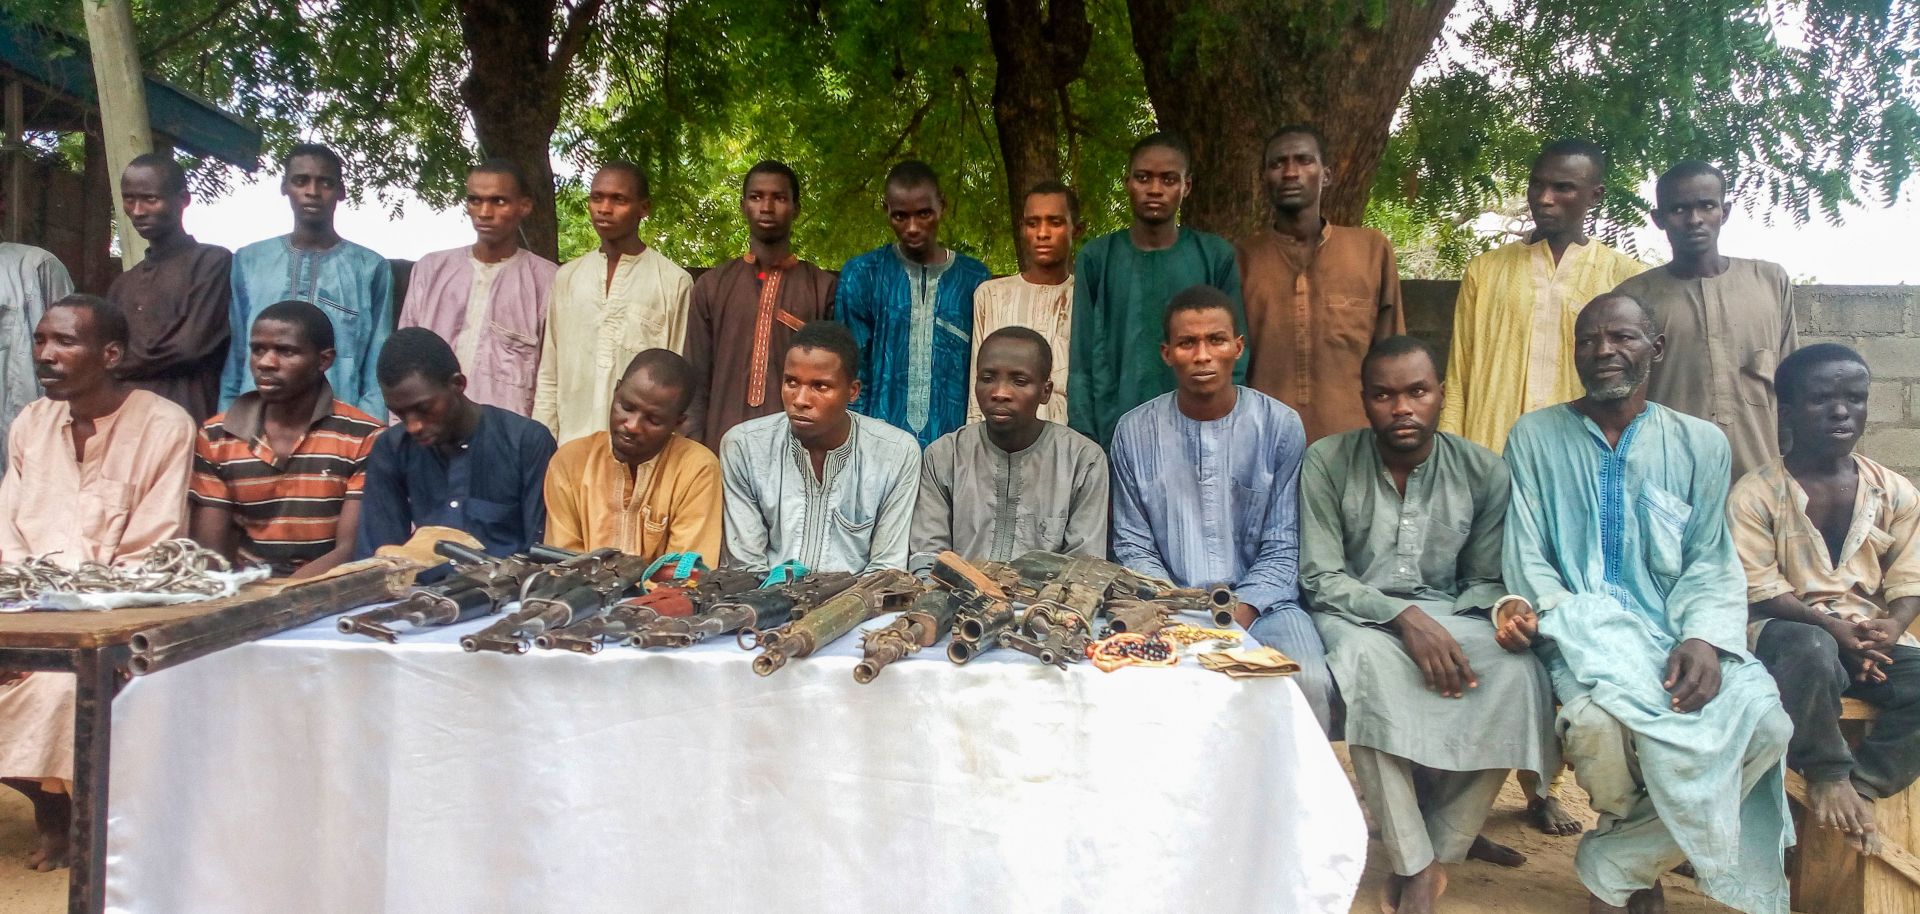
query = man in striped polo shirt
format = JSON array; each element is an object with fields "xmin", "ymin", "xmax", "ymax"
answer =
[{"xmin": 190, "ymin": 300, "xmax": 383, "ymax": 578}]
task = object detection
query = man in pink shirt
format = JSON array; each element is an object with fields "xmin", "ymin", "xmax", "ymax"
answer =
[
  {"xmin": 0, "ymin": 294, "xmax": 195, "ymax": 870},
  {"xmin": 398, "ymin": 159, "xmax": 558, "ymax": 415}
]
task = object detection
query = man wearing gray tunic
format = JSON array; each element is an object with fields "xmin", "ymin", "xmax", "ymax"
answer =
[
  {"xmin": 1301, "ymin": 336, "xmax": 1557, "ymax": 914},
  {"xmin": 720, "ymin": 320, "xmax": 919, "ymax": 574},
  {"xmin": 0, "ymin": 235, "xmax": 74, "ymax": 468},
  {"xmin": 911, "ymin": 327, "xmax": 1107, "ymax": 575},
  {"xmin": 1613, "ymin": 160, "xmax": 1797, "ymax": 480}
]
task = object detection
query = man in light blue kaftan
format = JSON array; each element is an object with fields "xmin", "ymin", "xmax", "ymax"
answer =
[
  {"xmin": 222, "ymin": 144, "xmax": 393, "ymax": 417},
  {"xmin": 1501, "ymin": 292, "xmax": 1792, "ymax": 914}
]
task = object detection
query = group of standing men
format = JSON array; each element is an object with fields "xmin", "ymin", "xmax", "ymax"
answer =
[{"xmin": 0, "ymin": 123, "xmax": 1912, "ymax": 914}]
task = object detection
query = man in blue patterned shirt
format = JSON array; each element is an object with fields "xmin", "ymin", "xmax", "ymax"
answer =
[{"xmin": 835, "ymin": 161, "xmax": 990, "ymax": 448}]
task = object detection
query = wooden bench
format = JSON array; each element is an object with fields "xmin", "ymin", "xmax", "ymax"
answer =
[{"xmin": 1787, "ymin": 698, "xmax": 1920, "ymax": 914}]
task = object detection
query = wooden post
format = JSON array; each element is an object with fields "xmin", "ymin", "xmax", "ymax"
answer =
[
  {"xmin": 4, "ymin": 80, "xmax": 21, "ymax": 243},
  {"xmin": 79, "ymin": 0, "xmax": 151, "ymax": 267}
]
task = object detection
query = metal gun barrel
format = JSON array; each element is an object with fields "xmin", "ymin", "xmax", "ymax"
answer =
[
  {"xmin": 335, "ymin": 601, "xmax": 411, "ymax": 637},
  {"xmin": 526, "ymin": 544, "xmax": 583, "ymax": 563},
  {"xmin": 753, "ymin": 571, "xmax": 915, "ymax": 676},
  {"xmin": 957, "ymin": 605, "xmax": 1013, "ymax": 642},
  {"xmin": 856, "ymin": 590, "xmax": 960, "ymax": 682},
  {"xmin": 460, "ymin": 604, "xmax": 543, "ymax": 652},
  {"xmin": 403, "ymin": 583, "xmax": 497, "ymax": 628},
  {"xmin": 1152, "ymin": 585, "xmax": 1237, "ymax": 626},
  {"xmin": 434, "ymin": 540, "xmax": 492, "ymax": 565},
  {"xmin": 851, "ymin": 640, "xmax": 904, "ymax": 683},
  {"xmin": 856, "ymin": 587, "xmax": 952, "ymax": 683},
  {"xmin": 947, "ymin": 620, "xmax": 1009, "ymax": 664}
]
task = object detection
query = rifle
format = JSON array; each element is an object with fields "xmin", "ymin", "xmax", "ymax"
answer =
[
  {"xmin": 627, "ymin": 571, "xmax": 858, "ymax": 649},
  {"xmin": 538, "ymin": 566, "xmax": 765, "ymax": 654},
  {"xmin": 458, "ymin": 548, "xmax": 628, "ymax": 653},
  {"xmin": 1010, "ymin": 550, "xmax": 1238, "ymax": 629},
  {"xmin": 750, "ymin": 569, "xmax": 921, "ymax": 676},
  {"xmin": 853, "ymin": 589, "xmax": 959, "ymax": 683},
  {"xmin": 930, "ymin": 553, "xmax": 1019, "ymax": 664},
  {"xmin": 336, "ymin": 542, "xmax": 577, "ymax": 642}
]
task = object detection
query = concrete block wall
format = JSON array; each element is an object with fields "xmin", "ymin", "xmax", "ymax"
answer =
[
  {"xmin": 1799, "ymin": 285, "xmax": 1920, "ymax": 479},
  {"xmin": 1400, "ymin": 279, "xmax": 1920, "ymax": 480}
]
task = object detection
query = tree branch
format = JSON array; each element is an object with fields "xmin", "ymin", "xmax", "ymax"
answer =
[
  {"xmin": 550, "ymin": 0, "xmax": 609, "ymax": 91},
  {"xmin": 877, "ymin": 95, "xmax": 936, "ymax": 164},
  {"xmin": 830, "ymin": 94, "xmax": 938, "ymax": 209},
  {"xmin": 145, "ymin": 0, "xmax": 252, "ymax": 60}
]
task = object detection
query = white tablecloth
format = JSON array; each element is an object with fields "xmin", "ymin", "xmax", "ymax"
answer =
[{"xmin": 104, "ymin": 607, "xmax": 1365, "ymax": 914}]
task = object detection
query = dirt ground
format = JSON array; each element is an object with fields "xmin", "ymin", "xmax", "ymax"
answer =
[
  {"xmin": 0, "ymin": 755, "xmax": 1787, "ymax": 914},
  {"xmin": 1340, "ymin": 754, "xmax": 1752, "ymax": 914},
  {"xmin": 0, "ymin": 790, "xmax": 60, "ymax": 913}
]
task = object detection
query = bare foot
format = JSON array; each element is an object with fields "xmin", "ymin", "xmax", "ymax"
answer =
[
  {"xmin": 1530, "ymin": 792, "xmax": 1585, "ymax": 836},
  {"xmin": 28, "ymin": 830, "xmax": 67, "ymax": 872},
  {"xmin": 1467, "ymin": 834, "xmax": 1528, "ymax": 867},
  {"xmin": 1588, "ymin": 892, "xmax": 1627, "ymax": 913},
  {"xmin": 1807, "ymin": 778, "xmax": 1880, "ymax": 855},
  {"xmin": 1671, "ymin": 861, "xmax": 1695, "ymax": 879},
  {"xmin": 1381, "ymin": 873, "xmax": 1405, "ymax": 914},
  {"xmin": 1627, "ymin": 883, "xmax": 1666, "ymax": 914},
  {"xmin": 1395, "ymin": 863, "xmax": 1447, "ymax": 914},
  {"xmin": 26, "ymin": 786, "xmax": 69, "ymax": 873}
]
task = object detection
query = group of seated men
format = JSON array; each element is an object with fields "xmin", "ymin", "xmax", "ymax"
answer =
[{"xmin": 0, "ymin": 123, "xmax": 1909, "ymax": 914}]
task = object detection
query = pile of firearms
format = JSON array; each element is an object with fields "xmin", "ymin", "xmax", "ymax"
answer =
[{"xmin": 336, "ymin": 542, "xmax": 1238, "ymax": 682}]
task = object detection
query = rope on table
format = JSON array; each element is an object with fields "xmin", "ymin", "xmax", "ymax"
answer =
[{"xmin": 0, "ymin": 539, "xmax": 235, "ymax": 602}]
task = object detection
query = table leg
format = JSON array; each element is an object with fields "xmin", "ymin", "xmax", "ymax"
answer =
[{"xmin": 66, "ymin": 649, "xmax": 118, "ymax": 914}]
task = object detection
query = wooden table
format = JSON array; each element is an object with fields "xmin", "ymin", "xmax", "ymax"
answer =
[{"xmin": 0, "ymin": 562, "xmax": 410, "ymax": 914}]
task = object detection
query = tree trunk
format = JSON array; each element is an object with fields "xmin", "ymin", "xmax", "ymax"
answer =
[
  {"xmin": 1126, "ymin": 0, "xmax": 1454, "ymax": 240},
  {"xmin": 455, "ymin": 0, "xmax": 603, "ymax": 262},
  {"xmin": 986, "ymin": 0, "xmax": 1091, "ymax": 247},
  {"xmin": 81, "ymin": 0, "xmax": 154, "ymax": 267}
]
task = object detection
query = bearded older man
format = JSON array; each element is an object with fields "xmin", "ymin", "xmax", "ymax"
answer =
[{"xmin": 1499, "ymin": 293, "xmax": 1794, "ymax": 914}]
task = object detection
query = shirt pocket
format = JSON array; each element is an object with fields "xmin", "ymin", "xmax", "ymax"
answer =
[
  {"xmin": 488, "ymin": 322, "xmax": 541, "ymax": 390},
  {"xmin": 1231, "ymin": 480, "xmax": 1272, "ymax": 550},
  {"xmin": 617, "ymin": 300, "xmax": 671, "ymax": 353},
  {"xmin": 1638, "ymin": 485, "xmax": 1693, "ymax": 588},
  {"xmin": 314, "ymin": 293, "xmax": 360, "ymax": 319},
  {"xmin": 636, "ymin": 512, "xmax": 670, "ymax": 557},
  {"xmin": 1860, "ymin": 524, "xmax": 1896, "ymax": 568},
  {"xmin": 1422, "ymin": 514, "xmax": 1471, "ymax": 559},
  {"xmin": 936, "ymin": 317, "xmax": 970, "ymax": 346},
  {"xmin": 832, "ymin": 503, "xmax": 876, "ymax": 534},
  {"xmin": 1324, "ymin": 295, "xmax": 1379, "ymax": 356},
  {"xmin": 1030, "ymin": 512, "xmax": 1070, "ymax": 551},
  {"xmin": 1739, "ymin": 348, "xmax": 1779, "ymax": 408}
]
